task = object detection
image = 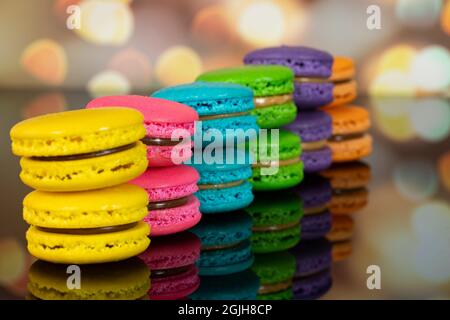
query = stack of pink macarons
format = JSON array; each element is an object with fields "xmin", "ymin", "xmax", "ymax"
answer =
[{"xmin": 86, "ymin": 95, "xmax": 202, "ymax": 237}]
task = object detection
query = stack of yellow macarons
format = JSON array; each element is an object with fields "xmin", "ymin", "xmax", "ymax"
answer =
[{"xmin": 10, "ymin": 108, "xmax": 151, "ymax": 264}]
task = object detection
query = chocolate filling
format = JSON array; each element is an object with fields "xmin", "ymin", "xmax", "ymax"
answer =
[
  {"xmin": 252, "ymin": 220, "xmax": 300, "ymax": 232},
  {"xmin": 37, "ymin": 222, "xmax": 137, "ymax": 235},
  {"xmin": 151, "ymin": 265, "xmax": 192, "ymax": 278},
  {"xmin": 328, "ymin": 132, "xmax": 366, "ymax": 142},
  {"xmin": 147, "ymin": 196, "xmax": 189, "ymax": 210},
  {"xmin": 301, "ymin": 140, "xmax": 327, "ymax": 151},
  {"xmin": 333, "ymin": 187, "xmax": 367, "ymax": 195},
  {"xmin": 304, "ymin": 204, "xmax": 329, "ymax": 215},
  {"xmin": 199, "ymin": 111, "xmax": 250, "ymax": 121},
  {"xmin": 253, "ymin": 93, "xmax": 293, "ymax": 108},
  {"xmin": 252, "ymin": 157, "xmax": 301, "ymax": 168},
  {"xmin": 31, "ymin": 142, "xmax": 137, "ymax": 161},
  {"xmin": 198, "ymin": 180, "xmax": 244, "ymax": 190},
  {"xmin": 142, "ymin": 136, "xmax": 182, "ymax": 147},
  {"xmin": 295, "ymin": 77, "xmax": 351, "ymax": 85}
]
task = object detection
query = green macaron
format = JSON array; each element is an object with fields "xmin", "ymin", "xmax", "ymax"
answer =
[
  {"xmin": 251, "ymin": 251, "xmax": 296, "ymax": 300},
  {"xmin": 245, "ymin": 190, "xmax": 303, "ymax": 253},
  {"xmin": 249, "ymin": 129, "xmax": 303, "ymax": 191},
  {"xmin": 196, "ymin": 65, "xmax": 296, "ymax": 128}
]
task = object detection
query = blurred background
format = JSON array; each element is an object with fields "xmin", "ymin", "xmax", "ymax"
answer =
[{"xmin": 0, "ymin": 0, "xmax": 449, "ymax": 300}]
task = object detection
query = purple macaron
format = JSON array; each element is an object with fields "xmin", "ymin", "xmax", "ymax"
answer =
[
  {"xmin": 244, "ymin": 45, "xmax": 334, "ymax": 110},
  {"xmin": 285, "ymin": 111, "xmax": 332, "ymax": 173},
  {"xmin": 292, "ymin": 269, "xmax": 332, "ymax": 300},
  {"xmin": 295, "ymin": 174, "xmax": 332, "ymax": 240}
]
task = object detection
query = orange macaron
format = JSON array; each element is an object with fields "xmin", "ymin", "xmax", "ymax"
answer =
[
  {"xmin": 324, "ymin": 56, "xmax": 357, "ymax": 108},
  {"xmin": 323, "ymin": 105, "xmax": 372, "ymax": 163}
]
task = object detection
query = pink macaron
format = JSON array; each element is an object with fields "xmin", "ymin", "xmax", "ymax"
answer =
[
  {"xmin": 139, "ymin": 232, "xmax": 201, "ymax": 300},
  {"xmin": 130, "ymin": 165, "xmax": 201, "ymax": 236},
  {"xmin": 86, "ymin": 95, "xmax": 198, "ymax": 167}
]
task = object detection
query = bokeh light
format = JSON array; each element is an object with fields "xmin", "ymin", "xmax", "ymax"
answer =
[
  {"xmin": 21, "ymin": 92, "xmax": 66, "ymax": 120},
  {"xmin": 75, "ymin": 0, "xmax": 134, "ymax": 45},
  {"xmin": 442, "ymin": 0, "xmax": 450, "ymax": 35},
  {"xmin": 393, "ymin": 159, "xmax": 438, "ymax": 201},
  {"xmin": 21, "ymin": 39, "xmax": 67, "ymax": 85},
  {"xmin": 412, "ymin": 201, "xmax": 450, "ymax": 283},
  {"xmin": 438, "ymin": 152, "xmax": 450, "ymax": 193},
  {"xmin": 396, "ymin": 0, "xmax": 442, "ymax": 28},
  {"xmin": 237, "ymin": 1, "xmax": 285, "ymax": 46},
  {"xmin": 155, "ymin": 46, "xmax": 202, "ymax": 86},
  {"xmin": 369, "ymin": 70, "xmax": 415, "ymax": 96},
  {"xmin": 372, "ymin": 98, "xmax": 416, "ymax": 142},
  {"xmin": 410, "ymin": 98, "xmax": 450, "ymax": 142},
  {"xmin": 0, "ymin": 238, "xmax": 26, "ymax": 286},
  {"xmin": 376, "ymin": 45, "xmax": 417, "ymax": 74},
  {"xmin": 87, "ymin": 70, "xmax": 131, "ymax": 98},
  {"xmin": 410, "ymin": 45, "xmax": 450, "ymax": 92},
  {"xmin": 191, "ymin": 4, "xmax": 235, "ymax": 46},
  {"xmin": 108, "ymin": 48, "xmax": 152, "ymax": 88}
]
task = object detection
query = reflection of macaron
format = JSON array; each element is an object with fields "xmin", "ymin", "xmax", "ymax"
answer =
[
  {"xmin": 139, "ymin": 232, "xmax": 201, "ymax": 300},
  {"xmin": 189, "ymin": 149, "xmax": 254, "ymax": 213},
  {"xmin": 10, "ymin": 108, "xmax": 148, "ymax": 191},
  {"xmin": 130, "ymin": 165, "xmax": 201, "ymax": 236},
  {"xmin": 320, "ymin": 161, "xmax": 371, "ymax": 215},
  {"xmin": 86, "ymin": 95, "xmax": 198, "ymax": 167},
  {"xmin": 190, "ymin": 212, "xmax": 254, "ymax": 276},
  {"xmin": 190, "ymin": 270, "xmax": 259, "ymax": 300},
  {"xmin": 251, "ymin": 251, "xmax": 295, "ymax": 300},
  {"xmin": 323, "ymin": 105, "xmax": 372, "ymax": 163},
  {"xmin": 245, "ymin": 191, "xmax": 302, "ymax": 253},
  {"xmin": 23, "ymin": 184, "xmax": 150, "ymax": 264},
  {"xmin": 27, "ymin": 258, "xmax": 150, "ymax": 300},
  {"xmin": 243, "ymin": 46, "xmax": 333, "ymax": 110},
  {"xmin": 152, "ymin": 82, "xmax": 259, "ymax": 145},
  {"xmin": 327, "ymin": 214, "xmax": 354, "ymax": 262},
  {"xmin": 290, "ymin": 239, "xmax": 332, "ymax": 300},
  {"xmin": 197, "ymin": 65, "xmax": 296, "ymax": 128},
  {"xmin": 295, "ymin": 175, "xmax": 332, "ymax": 240},
  {"xmin": 250, "ymin": 129, "xmax": 304, "ymax": 191},
  {"xmin": 324, "ymin": 56, "xmax": 357, "ymax": 108},
  {"xmin": 292, "ymin": 269, "xmax": 332, "ymax": 300},
  {"xmin": 285, "ymin": 111, "xmax": 332, "ymax": 173}
]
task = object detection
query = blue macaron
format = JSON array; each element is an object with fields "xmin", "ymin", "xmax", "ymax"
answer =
[
  {"xmin": 190, "ymin": 212, "xmax": 254, "ymax": 276},
  {"xmin": 152, "ymin": 82, "xmax": 259, "ymax": 146},
  {"xmin": 188, "ymin": 149, "xmax": 254, "ymax": 213}
]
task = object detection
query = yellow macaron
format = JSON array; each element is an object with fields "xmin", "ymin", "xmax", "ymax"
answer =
[
  {"xmin": 24, "ymin": 184, "xmax": 150, "ymax": 264},
  {"xmin": 10, "ymin": 107, "xmax": 148, "ymax": 191}
]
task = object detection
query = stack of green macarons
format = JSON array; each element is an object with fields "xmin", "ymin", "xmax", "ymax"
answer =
[{"xmin": 197, "ymin": 65, "xmax": 303, "ymax": 191}]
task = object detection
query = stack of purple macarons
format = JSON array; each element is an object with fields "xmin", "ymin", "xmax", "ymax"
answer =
[{"xmin": 244, "ymin": 46, "xmax": 334, "ymax": 174}]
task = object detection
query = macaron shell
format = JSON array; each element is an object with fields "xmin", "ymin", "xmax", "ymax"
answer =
[
  {"xmin": 20, "ymin": 142, "xmax": 148, "ymax": 192},
  {"xmin": 285, "ymin": 110, "xmax": 332, "ymax": 143},
  {"xmin": 301, "ymin": 148, "xmax": 332, "ymax": 173},
  {"xmin": 197, "ymin": 65, "xmax": 294, "ymax": 97},
  {"xmin": 331, "ymin": 240, "xmax": 353, "ymax": 262},
  {"xmin": 325, "ymin": 79, "xmax": 357, "ymax": 108},
  {"xmin": 243, "ymin": 46, "xmax": 333, "ymax": 78},
  {"xmin": 320, "ymin": 161, "xmax": 371, "ymax": 190},
  {"xmin": 301, "ymin": 210, "xmax": 332, "ymax": 240},
  {"xmin": 252, "ymin": 101, "xmax": 297, "ymax": 128},
  {"xmin": 328, "ymin": 134, "xmax": 373, "ymax": 162},
  {"xmin": 196, "ymin": 181, "xmax": 254, "ymax": 213},
  {"xmin": 251, "ymin": 226, "xmax": 301, "ymax": 253},
  {"xmin": 251, "ymin": 161, "xmax": 304, "ymax": 191},
  {"xmin": 23, "ymin": 184, "xmax": 148, "ymax": 229},
  {"xmin": 26, "ymin": 222, "xmax": 150, "ymax": 264},
  {"xmin": 293, "ymin": 269, "xmax": 332, "ymax": 300},
  {"xmin": 290, "ymin": 238, "xmax": 332, "ymax": 277},
  {"xmin": 329, "ymin": 56, "xmax": 355, "ymax": 82},
  {"xmin": 324, "ymin": 105, "xmax": 371, "ymax": 135},
  {"xmin": 294, "ymin": 82, "xmax": 333, "ymax": 109},
  {"xmin": 145, "ymin": 196, "xmax": 201, "ymax": 236},
  {"xmin": 326, "ymin": 214, "xmax": 354, "ymax": 242},
  {"xmin": 11, "ymin": 108, "xmax": 146, "ymax": 157},
  {"xmin": 86, "ymin": 95, "xmax": 198, "ymax": 124}
]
